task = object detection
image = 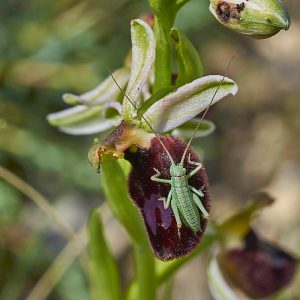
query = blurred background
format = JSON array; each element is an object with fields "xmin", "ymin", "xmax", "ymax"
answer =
[{"xmin": 0, "ymin": 0, "xmax": 299, "ymax": 299}]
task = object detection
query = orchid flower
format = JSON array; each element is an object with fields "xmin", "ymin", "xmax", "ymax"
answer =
[{"xmin": 48, "ymin": 19, "xmax": 238, "ymax": 260}]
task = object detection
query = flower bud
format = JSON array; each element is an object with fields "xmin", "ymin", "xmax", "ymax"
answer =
[{"xmin": 209, "ymin": 0, "xmax": 291, "ymax": 38}]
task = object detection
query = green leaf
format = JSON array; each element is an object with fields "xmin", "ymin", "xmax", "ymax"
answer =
[
  {"xmin": 141, "ymin": 75, "xmax": 238, "ymax": 132},
  {"xmin": 171, "ymin": 27, "xmax": 203, "ymax": 86},
  {"xmin": 122, "ymin": 19, "xmax": 156, "ymax": 120},
  {"xmin": 101, "ymin": 160, "xmax": 156, "ymax": 300},
  {"xmin": 101, "ymin": 160, "xmax": 146, "ymax": 243},
  {"xmin": 88, "ymin": 209, "xmax": 121, "ymax": 300}
]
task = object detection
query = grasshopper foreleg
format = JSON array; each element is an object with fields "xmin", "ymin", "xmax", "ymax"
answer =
[
  {"xmin": 187, "ymin": 153, "xmax": 203, "ymax": 178},
  {"xmin": 151, "ymin": 168, "xmax": 171, "ymax": 184}
]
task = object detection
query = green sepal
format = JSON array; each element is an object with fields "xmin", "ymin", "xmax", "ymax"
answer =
[
  {"xmin": 216, "ymin": 192, "xmax": 274, "ymax": 241},
  {"xmin": 171, "ymin": 27, "xmax": 204, "ymax": 86},
  {"xmin": 88, "ymin": 209, "xmax": 121, "ymax": 300}
]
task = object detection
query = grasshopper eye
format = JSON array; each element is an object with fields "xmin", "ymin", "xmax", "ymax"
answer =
[{"xmin": 125, "ymin": 135, "xmax": 210, "ymax": 261}]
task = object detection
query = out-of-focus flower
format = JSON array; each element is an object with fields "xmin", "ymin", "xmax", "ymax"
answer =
[
  {"xmin": 209, "ymin": 229, "xmax": 297, "ymax": 299},
  {"xmin": 208, "ymin": 194, "xmax": 297, "ymax": 299},
  {"xmin": 209, "ymin": 0, "xmax": 291, "ymax": 38}
]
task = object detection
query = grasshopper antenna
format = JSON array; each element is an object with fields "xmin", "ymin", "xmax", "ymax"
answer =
[
  {"xmin": 180, "ymin": 55, "xmax": 236, "ymax": 164},
  {"xmin": 109, "ymin": 70, "xmax": 175, "ymax": 164}
]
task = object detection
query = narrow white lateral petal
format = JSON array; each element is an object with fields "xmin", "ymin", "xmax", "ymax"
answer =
[
  {"xmin": 60, "ymin": 117, "xmax": 121, "ymax": 135},
  {"xmin": 63, "ymin": 67, "xmax": 130, "ymax": 105},
  {"xmin": 47, "ymin": 105, "xmax": 102, "ymax": 127},
  {"xmin": 172, "ymin": 119, "xmax": 215, "ymax": 139},
  {"xmin": 142, "ymin": 75, "xmax": 238, "ymax": 132},
  {"xmin": 208, "ymin": 254, "xmax": 240, "ymax": 300},
  {"xmin": 122, "ymin": 19, "xmax": 156, "ymax": 120}
]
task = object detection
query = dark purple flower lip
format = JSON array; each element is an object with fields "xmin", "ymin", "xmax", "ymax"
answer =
[
  {"xmin": 218, "ymin": 229, "xmax": 297, "ymax": 299},
  {"xmin": 125, "ymin": 135, "xmax": 210, "ymax": 261}
]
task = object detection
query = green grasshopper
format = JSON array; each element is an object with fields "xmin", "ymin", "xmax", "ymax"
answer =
[
  {"xmin": 111, "ymin": 62, "xmax": 232, "ymax": 236},
  {"xmin": 150, "ymin": 147, "xmax": 208, "ymax": 234}
]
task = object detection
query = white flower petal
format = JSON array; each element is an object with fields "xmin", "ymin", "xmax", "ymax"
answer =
[
  {"xmin": 47, "ymin": 105, "xmax": 102, "ymax": 126},
  {"xmin": 122, "ymin": 19, "xmax": 156, "ymax": 120},
  {"xmin": 141, "ymin": 75, "xmax": 238, "ymax": 132},
  {"xmin": 208, "ymin": 253, "xmax": 240, "ymax": 300},
  {"xmin": 60, "ymin": 117, "xmax": 121, "ymax": 135},
  {"xmin": 63, "ymin": 67, "xmax": 130, "ymax": 106}
]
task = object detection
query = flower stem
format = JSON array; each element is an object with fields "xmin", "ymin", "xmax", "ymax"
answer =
[{"xmin": 152, "ymin": 16, "xmax": 172, "ymax": 93}]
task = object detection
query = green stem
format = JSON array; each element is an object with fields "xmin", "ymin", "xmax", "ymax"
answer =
[
  {"xmin": 101, "ymin": 160, "xmax": 156, "ymax": 300},
  {"xmin": 152, "ymin": 16, "xmax": 173, "ymax": 93}
]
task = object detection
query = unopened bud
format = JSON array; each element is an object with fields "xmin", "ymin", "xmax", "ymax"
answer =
[{"xmin": 209, "ymin": 0, "xmax": 291, "ymax": 38}]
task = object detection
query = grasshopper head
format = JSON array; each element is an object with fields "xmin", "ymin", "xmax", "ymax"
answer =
[{"xmin": 170, "ymin": 163, "xmax": 186, "ymax": 177}]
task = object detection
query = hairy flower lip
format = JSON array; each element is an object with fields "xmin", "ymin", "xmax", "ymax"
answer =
[{"xmin": 125, "ymin": 135, "xmax": 210, "ymax": 260}]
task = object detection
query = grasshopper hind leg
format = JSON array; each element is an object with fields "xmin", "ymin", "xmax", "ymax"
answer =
[
  {"xmin": 171, "ymin": 198, "xmax": 182, "ymax": 238},
  {"xmin": 190, "ymin": 186, "xmax": 209, "ymax": 219}
]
